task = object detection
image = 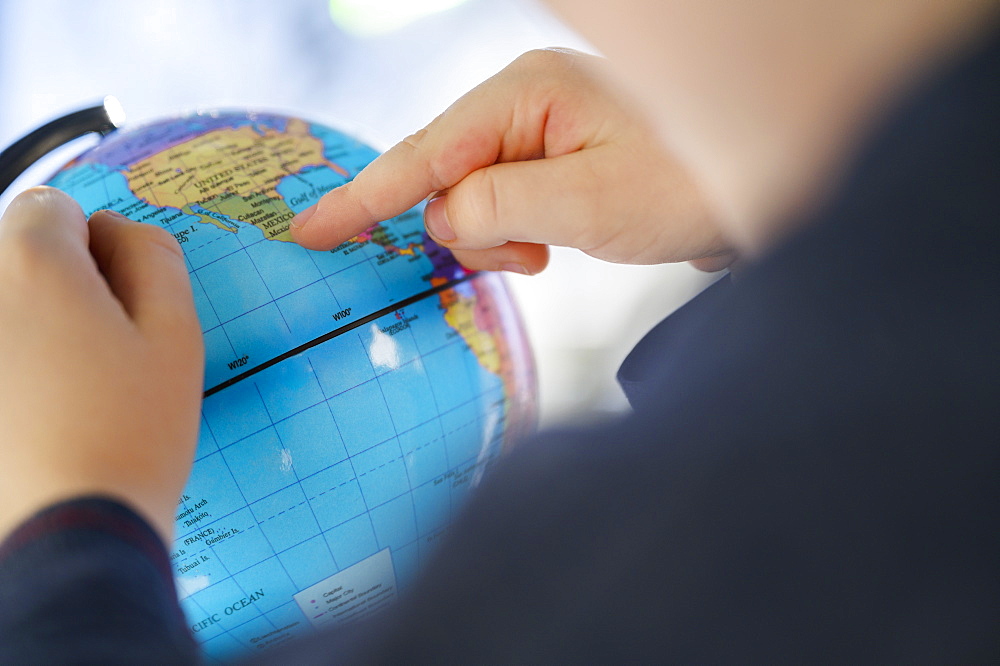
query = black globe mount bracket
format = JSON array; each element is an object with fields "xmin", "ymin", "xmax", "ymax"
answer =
[{"xmin": 0, "ymin": 96, "xmax": 124, "ymax": 196}]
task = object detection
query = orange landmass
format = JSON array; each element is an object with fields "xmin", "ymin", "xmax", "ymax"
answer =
[{"xmin": 125, "ymin": 118, "xmax": 348, "ymax": 242}]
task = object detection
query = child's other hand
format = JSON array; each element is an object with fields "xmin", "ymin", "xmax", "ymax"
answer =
[
  {"xmin": 0, "ymin": 188, "xmax": 203, "ymax": 544},
  {"xmin": 291, "ymin": 48, "xmax": 732, "ymax": 274}
]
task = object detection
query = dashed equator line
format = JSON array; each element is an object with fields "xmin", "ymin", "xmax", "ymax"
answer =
[
  {"xmin": 177, "ymin": 418, "xmax": 483, "ymax": 566},
  {"xmin": 202, "ymin": 272, "xmax": 477, "ymax": 398}
]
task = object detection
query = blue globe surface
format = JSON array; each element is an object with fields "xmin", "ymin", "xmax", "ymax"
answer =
[{"xmin": 46, "ymin": 110, "xmax": 536, "ymax": 661}]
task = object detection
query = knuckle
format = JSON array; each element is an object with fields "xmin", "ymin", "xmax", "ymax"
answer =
[
  {"xmin": 453, "ymin": 169, "xmax": 501, "ymax": 245},
  {"xmin": 400, "ymin": 127, "xmax": 429, "ymax": 151},
  {"xmin": 397, "ymin": 128, "xmax": 449, "ymax": 191},
  {"xmin": 514, "ymin": 48, "xmax": 583, "ymax": 77},
  {"xmin": 424, "ymin": 153, "xmax": 452, "ymax": 192},
  {"xmin": 516, "ymin": 48, "xmax": 564, "ymax": 69},
  {"xmin": 335, "ymin": 181, "xmax": 381, "ymax": 228}
]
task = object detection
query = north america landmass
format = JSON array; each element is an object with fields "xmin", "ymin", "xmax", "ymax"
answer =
[
  {"xmin": 49, "ymin": 115, "xmax": 529, "ymax": 443},
  {"xmin": 125, "ymin": 118, "xmax": 347, "ymax": 242}
]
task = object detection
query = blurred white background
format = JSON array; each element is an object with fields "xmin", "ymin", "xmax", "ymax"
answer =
[{"xmin": 0, "ymin": 0, "xmax": 712, "ymax": 428}]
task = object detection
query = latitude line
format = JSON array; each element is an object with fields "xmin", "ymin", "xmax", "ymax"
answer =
[{"xmin": 203, "ymin": 271, "xmax": 476, "ymax": 398}]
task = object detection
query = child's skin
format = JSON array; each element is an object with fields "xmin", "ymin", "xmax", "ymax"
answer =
[
  {"xmin": 0, "ymin": 194, "xmax": 202, "ymax": 543},
  {"xmin": 289, "ymin": 49, "xmax": 727, "ymax": 273},
  {"xmin": 0, "ymin": 0, "xmax": 993, "ymax": 546}
]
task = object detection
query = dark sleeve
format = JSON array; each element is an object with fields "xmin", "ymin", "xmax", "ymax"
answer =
[
  {"xmin": 617, "ymin": 274, "xmax": 731, "ymax": 409},
  {"xmin": 0, "ymin": 497, "xmax": 200, "ymax": 665}
]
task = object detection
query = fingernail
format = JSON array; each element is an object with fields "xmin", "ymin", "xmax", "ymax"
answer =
[
  {"xmin": 96, "ymin": 209, "xmax": 130, "ymax": 221},
  {"xmin": 499, "ymin": 262, "xmax": 531, "ymax": 275},
  {"xmin": 290, "ymin": 204, "xmax": 317, "ymax": 230},
  {"xmin": 424, "ymin": 196, "xmax": 456, "ymax": 242}
]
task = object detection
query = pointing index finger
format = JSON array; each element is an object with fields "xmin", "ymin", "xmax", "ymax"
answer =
[
  {"xmin": 291, "ymin": 115, "xmax": 502, "ymax": 251},
  {"xmin": 289, "ymin": 50, "xmax": 571, "ymax": 251}
]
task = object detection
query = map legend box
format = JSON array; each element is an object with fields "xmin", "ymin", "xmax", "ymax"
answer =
[{"xmin": 293, "ymin": 548, "xmax": 398, "ymax": 629}]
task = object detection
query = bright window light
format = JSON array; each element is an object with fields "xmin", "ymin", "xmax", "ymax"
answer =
[{"xmin": 329, "ymin": 0, "xmax": 471, "ymax": 36}]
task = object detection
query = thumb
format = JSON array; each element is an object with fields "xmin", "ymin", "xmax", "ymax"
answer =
[
  {"xmin": 88, "ymin": 210, "xmax": 202, "ymax": 348},
  {"xmin": 0, "ymin": 186, "xmax": 89, "ymax": 259},
  {"xmin": 0, "ymin": 187, "xmax": 112, "ymax": 309},
  {"xmin": 426, "ymin": 147, "xmax": 624, "ymax": 254}
]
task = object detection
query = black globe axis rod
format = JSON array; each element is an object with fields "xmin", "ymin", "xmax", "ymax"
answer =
[{"xmin": 0, "ymin": 96, "xmax": 125, "ymax": 196}]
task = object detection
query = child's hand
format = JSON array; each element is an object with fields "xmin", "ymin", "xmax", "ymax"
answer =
[
  {"xmin": 0, "ymin": 188, "xmax": 203, "ymax": 544},
  {"xmin": 291, "ymin": 48, "xmax": 732, "ymax": 273}
]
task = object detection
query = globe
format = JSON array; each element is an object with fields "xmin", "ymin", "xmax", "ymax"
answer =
[{"xmin": 45, "ymin": 111, "xmax": 536, "ymax": 661}]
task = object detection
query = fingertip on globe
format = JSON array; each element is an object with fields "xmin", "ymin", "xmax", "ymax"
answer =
[{"xmin": 6, "ymin": 186, "xmax": 79, "ymax": 216}]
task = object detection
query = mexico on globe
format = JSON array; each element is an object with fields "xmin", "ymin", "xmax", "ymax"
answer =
[{"xmin": 2, "ymin": 98, "xmax": 536, "ymax": 661}]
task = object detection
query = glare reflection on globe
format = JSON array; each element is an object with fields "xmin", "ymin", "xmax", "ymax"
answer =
[{"xmin": 47, "ymin": 111, "xmax": 536, "ymax": 661}]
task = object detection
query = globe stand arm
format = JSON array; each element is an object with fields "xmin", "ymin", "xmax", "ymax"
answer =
[{"xmin": 0, "ymin": 96, "xmax": 124, "ymax": 196}]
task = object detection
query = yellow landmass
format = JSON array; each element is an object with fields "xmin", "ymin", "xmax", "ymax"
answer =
[
  {"xmin": 441, "ymin": 291, "xmax": 501, "ymax": 376},
  {"xmin": 441, "ymin": 281, "xmax": 536, "ymax": 454},
  {"xmin": 125, "ymin": 118, "xmax": 347, "ymax": 242}
]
